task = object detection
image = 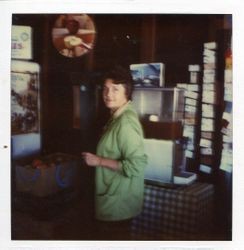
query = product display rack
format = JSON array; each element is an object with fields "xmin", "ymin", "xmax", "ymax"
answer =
[
  {"xmin": 198, "ymin": 41, "xmax": 226, "ymax": 181},
  {"xmin": 219, "ymin": 44, "xmax": 232, "ymax": 173},
  {"xmin": 177, "ymin": 64, "xmax": 201, "ymax": 173}
]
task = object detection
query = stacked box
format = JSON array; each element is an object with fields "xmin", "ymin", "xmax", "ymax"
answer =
[
  {"xmin": 15, "ymin": 153, "xmax": 81, "ymax": 197},
  {"xmin": 199, "ymin": 42, "xmax": 217, "ymax": 175}
]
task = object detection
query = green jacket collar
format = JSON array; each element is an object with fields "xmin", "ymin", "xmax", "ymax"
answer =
[{"xmin": 112, "ymin": 100, "xmax": 131, "ymax": 119}]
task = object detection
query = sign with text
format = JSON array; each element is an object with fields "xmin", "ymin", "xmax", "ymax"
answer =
[{"xmin": 11, "ymin": 25, "xmax": 32, "ymax": 60}]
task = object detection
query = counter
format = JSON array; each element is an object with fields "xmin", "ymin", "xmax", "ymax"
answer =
[{"xmin": 131, "ymin": 182, "xmax": 214, "ymax": 240}]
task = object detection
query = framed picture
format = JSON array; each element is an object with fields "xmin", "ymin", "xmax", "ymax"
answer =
[{"xmin": 130, "ymin": 62, "xmax": 165, "ymax": 87}]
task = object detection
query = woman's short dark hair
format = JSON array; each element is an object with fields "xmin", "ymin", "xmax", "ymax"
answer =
[{"xmin": 103, "ymin": 65, "xmax": 134, "ymax": 100}]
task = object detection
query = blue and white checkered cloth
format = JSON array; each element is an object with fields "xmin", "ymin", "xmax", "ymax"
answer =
[{"xmin": 131, "ymin": 182, "xmax": 214, "ymax": 240}]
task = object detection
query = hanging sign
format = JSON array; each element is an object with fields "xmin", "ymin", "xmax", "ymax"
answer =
[{"xmin": 11, "ymin": 25, "xmax": 32, "ymax": 60}]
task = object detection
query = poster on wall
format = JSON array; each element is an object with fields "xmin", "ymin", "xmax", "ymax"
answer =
[
  {"xmin": 130, "ymin": 62, "xmax": 165, "ymax": 87},
  {"xmin": 11, "ymin": 72, "xmax": 39, "ymax": 135}
]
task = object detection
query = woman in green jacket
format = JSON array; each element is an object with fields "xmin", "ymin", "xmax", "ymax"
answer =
[{"xmin": 82, "ymin": 66, "xmax": 147, "ymax": 240}]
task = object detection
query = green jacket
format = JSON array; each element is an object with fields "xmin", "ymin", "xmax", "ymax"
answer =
[{"xmin": 95, "ymin": 102, "xmax": 147, "ymax": 221}]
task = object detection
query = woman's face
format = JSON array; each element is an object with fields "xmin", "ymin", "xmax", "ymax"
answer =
[{"xmin": 103, "ymin": 79, "xmax": 128, "ymax": 112}]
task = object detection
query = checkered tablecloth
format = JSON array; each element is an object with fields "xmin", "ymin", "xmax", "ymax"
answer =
[{"xmin": 131, "ymin": 182, "xmax": 214, "ymax": 240}]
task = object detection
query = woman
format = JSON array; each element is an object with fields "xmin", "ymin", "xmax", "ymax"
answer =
[{"xmin": 82, "ymin": 66, "xmax": 147, "ymax": 240}]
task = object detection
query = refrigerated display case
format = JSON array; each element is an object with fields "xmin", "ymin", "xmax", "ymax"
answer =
[
  {"xmin": 11, "ymin": 26, "xmax": 81, "ymax": 198},
  {"xmin": 133, "ymin": 87, "xmax": 184, "ymax": 122},
  {"xmin": 11, "ymin": 60, "xmax": 41, "ymax": 160},
  {"xmin": 132, "ymin": 87, "xmax": 186, "ymax": 185}
]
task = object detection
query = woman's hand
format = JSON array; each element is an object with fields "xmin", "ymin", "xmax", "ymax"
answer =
[
  {"xmin": 81, "ymin": 152, "xmax": 121, "ymax": 171},
  {"xmin": 82, "ymin": 152, "xmax": 101, "ymax": 167}
]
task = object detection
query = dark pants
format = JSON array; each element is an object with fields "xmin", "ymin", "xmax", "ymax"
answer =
[{"xmin": 94, "ymin": 219, "xmax": 132, "ymax": 240}]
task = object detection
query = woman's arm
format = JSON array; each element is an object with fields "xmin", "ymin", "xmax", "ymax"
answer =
[{"xmin": 82, "ymin": 152, "xmax": 121, "ymax": 171}]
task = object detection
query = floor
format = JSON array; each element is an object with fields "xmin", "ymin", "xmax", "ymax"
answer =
[
  {"xmin": 12, "ymin": 189, "xmax": 96, "ymax": 240},
  {"xmin": 11, "ymin": 188, "xmax": 231, "ymax": 241}
]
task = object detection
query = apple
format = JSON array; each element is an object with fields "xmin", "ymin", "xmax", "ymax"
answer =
[{"xmin": 32, "ymin": 159, "xmax": 43, "ymax": 168}]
